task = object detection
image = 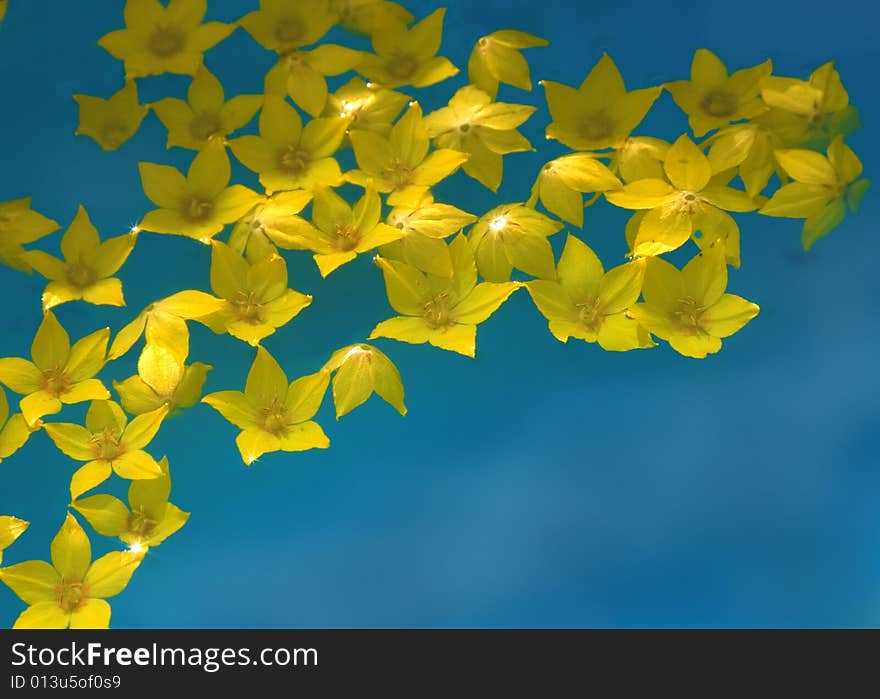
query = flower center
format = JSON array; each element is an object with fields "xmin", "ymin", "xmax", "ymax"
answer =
[
  {"xmin": 677, "ymin": 191, "xmax": 704, "ymax": 214},
  {"xmin": 148, "ymin": 25, "xmax": 185, "ymax": 58},
  {"xmin": 101, "ymin": 122, "xmax": 128, "ymax": 148},
  {"xmin": 91, "ymin": 428, "xmax": 123, "ymax": 461},
  {"xmin": 672, "ymin": 295, "xmax": 705, "ymax": 333},
  {"xmin": 387, "ymin": 52, "xmax": 418, "ymax": 80},
  {"xmin": 181, "ymin": 196, "xmax": 215, "ymax": 223},
  {"xmin": 279, "ymin": 145, "xmax": 311, "ymax": 175},
  {"xmin": 382, "ymin": 159, "xmax": 415, "ymax": 188},
  {"xmin": 41, "ymin": 367, "xmax": 70, "ymax": 396},
  {"xmin": 578, "ymin": 110, "xmax": 614, "ymax": 141},
  {"xmin": 56, "ymin": 580, "xmax": 89, "ymax": 613},
  {"xmin": 66, "ymin": 262, "xmax": 97, "ymax": 289},
  {"xmin": 459, "ymin": 123, "xmax": 471, "ymax": 133},
  {"xmin": 258, "ymin": 398, "xmax": 289, "ymax": 436},
  {"xmin": 190, "ymin": 112, "xmax": 224, "ymax": 142},
  {"xmin": 423, "ymin": 291, "xmax": 453, "ymax": 328},
  {"xmin": 333, "ymin": 223, "xmax": 361, "ymax": 251},
  {"xmin": 701, "ymin": 89, "xmax": 738, "ymax": 118},
  {"xmin": 128, "ymin": 506, "xmax": 158, "ymax": 538},
  {"xmin": 233, "ymin": 290, "xmax": 265, "ymax": 323},
  {"xmin": 576, "ymin": 297, "xmax": 604, "ymax": 331},
  {"xmin": 275, "ymin": 17, "xmax": 305, "ymax": 44}
]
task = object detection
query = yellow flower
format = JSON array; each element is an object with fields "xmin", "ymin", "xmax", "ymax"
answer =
[
  {"xmin": 665, "ymin": 49, "xmax": 771, "ymax": 137},
  {"xmin": 357, "ymin": 8, "xmax": 458, "ymax": 88},
  {"xmin": 240, "ymin": 0, "xmax": 335, "ymax": 54},
  {"xmin": 424, "ymin": 85, "xmax": 536, "ymax": 191},
  {"xmin": 0, "ymin": 514, "xmax": 143, "ymax": 629},
  {"xmin": 628, "ymin": 245, "xmax": 759, "ymax": 359},
  {"xmin": 467, "ymin": 203, "xmax": 562, "ymax": 282},
  {"xmin": 229, "ymin": 96, "xmax": 350, "ymax": 194},
  {"xmin": 0, "ymin": 198, "xmax": 59, "ymax": 272},
  {"xmin": 759, "ymin": 136, "xmax": 869, "ymax": 250},
  {"xmin": 72, "ymin": 457, "xmax": 189, "ymax": 552},
  {"xmin": 468, "ymin": 29, "xmax": 548, "ymax": 99},
  {"xmin": 0, "ymin": 516, "xmax": 28, "ymax": 566},
  {"xmin": 605, "ymin": 134, "xmax": 755, "ymax": 261},
  {"xmin": 381, "ymin": 195, "xmax": 476, "ymax": 277},
  {"xmin": 346, "ymin": 102, "xmax": 469, "ymax": 207},
  {"xmin": 0, "ymin": 388, "xmax": 33, "ymax": 464},
  {"xmin": 44, "ymin": 400, "xmax": 168, "ymax": 500},
  {"xmin": 527, "ymin": 153, "xmax": 621, "ymax": 227},
  {"xmin": 322, "ymin": 343, "xmax": 406, "ymax": 418},
  {"xmin": 0, "ymin": 312, "xmax": 110, "ymax": 427},
  {"xmin": 370, "ymin": 235, "xmax": 520, "ymax": 357},
  {"xmin": 330, "ymin": 0, "xmax": 413, "ymax": 36},
  {"xmin": 114, "ymin": 361, "xmax": 212, "ymax": 416},
  {"xmin": 759, "ymin": 62, "xmax": 852, "ymax": 145},
  {"xmin": 73, "ymin": 81, "xmax": 149, "ymax": 151},
  {"xmin": 704, "ymin": 123, "xmax": 783, "ymax": 197},
  {"xmin": 526, "ymin": 235, "xmax": 653, "ymax": 350},
  {"xmin": 152, "ymin": 67, "xmax": 263, "ymax": 151},
  {"xmin": 139, "ymin": 142, "xmax": 264, "ymax": 242},
  {"xmin": 202, "ymin": 347, "xmax": 331, "ymax": 465},
  {"xmin": 0, "ymin": 1, "xmax": 6, "ymax": 26},
  {"xmin": 22, "ymin": 206, "xmax": 136, "ymax": 311},
  {"xmin": 98, "ymin": 0, "xmax": 234, "ymax": 79},
  {"xmin": 611, "ymin": 136, "xmax": 670, "ymax": 183},
  {"xmin": 228, "ymin": 191, "xmax": 316, "ymax": 260},
  {"xmin": 323, "ymin": 77, "xmax": 409, "ymax": 138},
  {"xmin": 543, "ymin": 54, "xmax": 661, "ymax": 150},
  {"xmin": 202, "ymin": 241, "xmax": 312, "ymax": 345},
  {"xmin": 303, "ymin": 188, "xmax": 403, "ymax": 277},
  {"xmin": 265, "ymin": 45, "xmax": 365, "ymax": 118}
]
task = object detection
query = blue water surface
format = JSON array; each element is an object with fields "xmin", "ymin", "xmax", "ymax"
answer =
[{"xmin": 0, "ymin": 0, "xmax": 877, "ymax": 628}]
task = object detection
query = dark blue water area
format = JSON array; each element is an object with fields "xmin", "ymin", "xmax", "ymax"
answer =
[{"xmin": 0, "ymin": 0, "xmax": 877, "ymax": 627}]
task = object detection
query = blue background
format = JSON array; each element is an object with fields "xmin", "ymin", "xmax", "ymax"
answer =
[{"xmin": 0, "ymin": 0, "xmax": 877, "ymax": 628}]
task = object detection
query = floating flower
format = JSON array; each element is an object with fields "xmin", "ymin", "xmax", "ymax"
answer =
[
  {"xmin": 424, "ymin": 85, "xmax": 536, "ymax": 191},
  {"xmin": 44, "ymin": 400, "xmax": 168, "ymax": 500},
  {"xmin": 265, "ymin": 45, "xmax": 365, "ymax": 118},
  {"xmin": 605, "ymin": 134, "xmax": 755, "ymax": 260},
  {"xmin": 527, "ymin": 153, "xmax": 621, "ymax": 227},
  {"xmin": 151, "ymin": 67, "xmax": 263, "ymax": 151},
  {"xmin": 628, "ymin": 245, "xmax": 759, "ymax": 359},
  {"xmin": 98, "ymin": 0, "xmax": 233, "ymax": 79},
  {"xmin": 526, "ymin": 235, "xmax": 652, "ymax": 350},
  {"xmin": 73, "ymin": 81, "xmax": 149, "ymax": 151},
  {"xmin": 467, "ymin": 203, "xmax": 562, "ymax": 282},
  {"xmin": 543, "ymin": 54, "xmax": 661, "ymax": 151},
  {"xmin": 381, "ymin": 195, "xmax": 476, "ymax": 277},
  {"xmin": 72, "ymin": 457, "xmax": 189, "ymax": 552},
  {"xmin": 322, "ymin": 343, "xmax": 406, "ymax": 419},
  {"xmin": 22, "ymin": 206, "xmax": 136, "ymax": 311},
  {"xmin": 138, "ymin": 142, "xmax": 263, "ymax": 242},
  {"xmin": 202, "ymin": 347, "xmax": 331, "ymax": 465},
  {"xmin": 323, "ymin": 77, "xmax": 410, "ymax": 138},
  {"xmin": 0, "ymin": 514, "xmax": 143, "ymax": 629},
  {"xmin": 240, "ymin": 0, "xmax": 335, "ymax": 54},
  {"xmin": 0, "ymin": 312, "xmax": 110, "ymax": 427},
  {"xmin": 301, "ymin": 188, "xmax": 403, "ymax": 277},
  {"xmin": 330, "ymin": 0, "xmax": 413, "ymax": 36},
  {"xmin": 228, "ymin": 191, "xmax": 317, "ymax": 260},
  {"xmin": 468, "ymin": 29, "xmax": 548, "ymax": 99},
  {"xmin": 759, "ymin": 135, "xmax": 869, "ymax": 249},
  {"xmin": 357, "ymin": 8, "xmax": 458, "ymax": 88},
  {"xmin": 346, "ymin": 102, "xmax": 468, "ymax": 207},
  {"xmin": 202, "ymin": 241, "xmax": 312, "ymax": 345},
  {"xmin": 114, "ymin": 361, "xmax": 212, "ymax": 416},
  {"xmin": 665, "ymin": 49, "xmax": 772, "ymax": 137},
  {"xmin": 370, "ymin": 235, "xmax": 519, "ymax": 357},
  {"xmin": 0, "ymin": 198, "xmax": 59, "ymax": 272},
  {"xmin": 229, "ymin": 96, "xmax": 350, "ymax": 194}
]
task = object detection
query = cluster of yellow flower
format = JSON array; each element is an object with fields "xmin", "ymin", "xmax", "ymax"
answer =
[{"xmin": 0, "ymin": 0, "xmax": 868, "ymax": 628}]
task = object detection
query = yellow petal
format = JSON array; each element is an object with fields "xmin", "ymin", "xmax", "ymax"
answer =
[
  {"xmin": 13, "ymin": 602, "xmax": 69, "ymax": 629},
  {"xmin": 235, "ymin": 428, "xmax": 281, "ymax": 465},
  {"xmin": 285, "ymin": 370, "xmax": 330, "ymax": 423},
  {"xmin": 202, "ymin": 391, "xmax": 256, "ymax": 430},
  {"xmin": 774, "ymin": 148, "xmax": 837, "ymax": 186},
  {"xmin": 84, "ymin": 550, "xmax": 144, "ymax": 598},
  {"xmin": 51, "ymin": 513, "xmax": 91, "ymax": 582},
  {"xmin": 369, "ymin": 316, "xmax": 433, "ymax": 345},
  {"xmin": 82, "ymin": 278, "xmax": 126, "ymax": 307},
  {"xmin": 245, "ymin": 346, "xmax": 288, "ymax": 405},
  {"xmin": 44, "ymin": 422, "xmax": 95, "ymax": 460},
  {"xmin": 32, "ymin": 311, "xmax": 70, "ymax": 372},
  {"xmin": 138, "ymin": 162, "xmax": 187, "ymax": 209},
  {"xmin": 69, "ymin": 598, "xmax": 111, "ymax": 629},
  {"xmin": 65, "ymin": 328, "xmax": 110, "ymax": 382},
  {"xmin": 428, "ymin": 323, "xmax": 477, "ymax": 357},
  {"xmin": 123, "ymin": 404, "xmax": 168, "ymax": 450},
  {"xmin": 71, "ymin": 494, "xmax": 130, "ymax": 537},
  {"xmin": 0, "ymin": 358, "xmax": 43, "ymax": 394},
  {"xmin": 279, "ymin": 421, "xmax": 330, "ymax": 451},
  {"xmin": 453, "ymin": 282, "xmax": 519, "ymax": 324},
  {"xmin": 664, "ymin": 134, "xmax": 712, "ymax": 192},
  {"xmin": 0, "ymin": 560, "xmax": 60, "ymax": 604},
  {"xmin": 70, "ymin": 460, "xmax": 113, "ymax": 501}
]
